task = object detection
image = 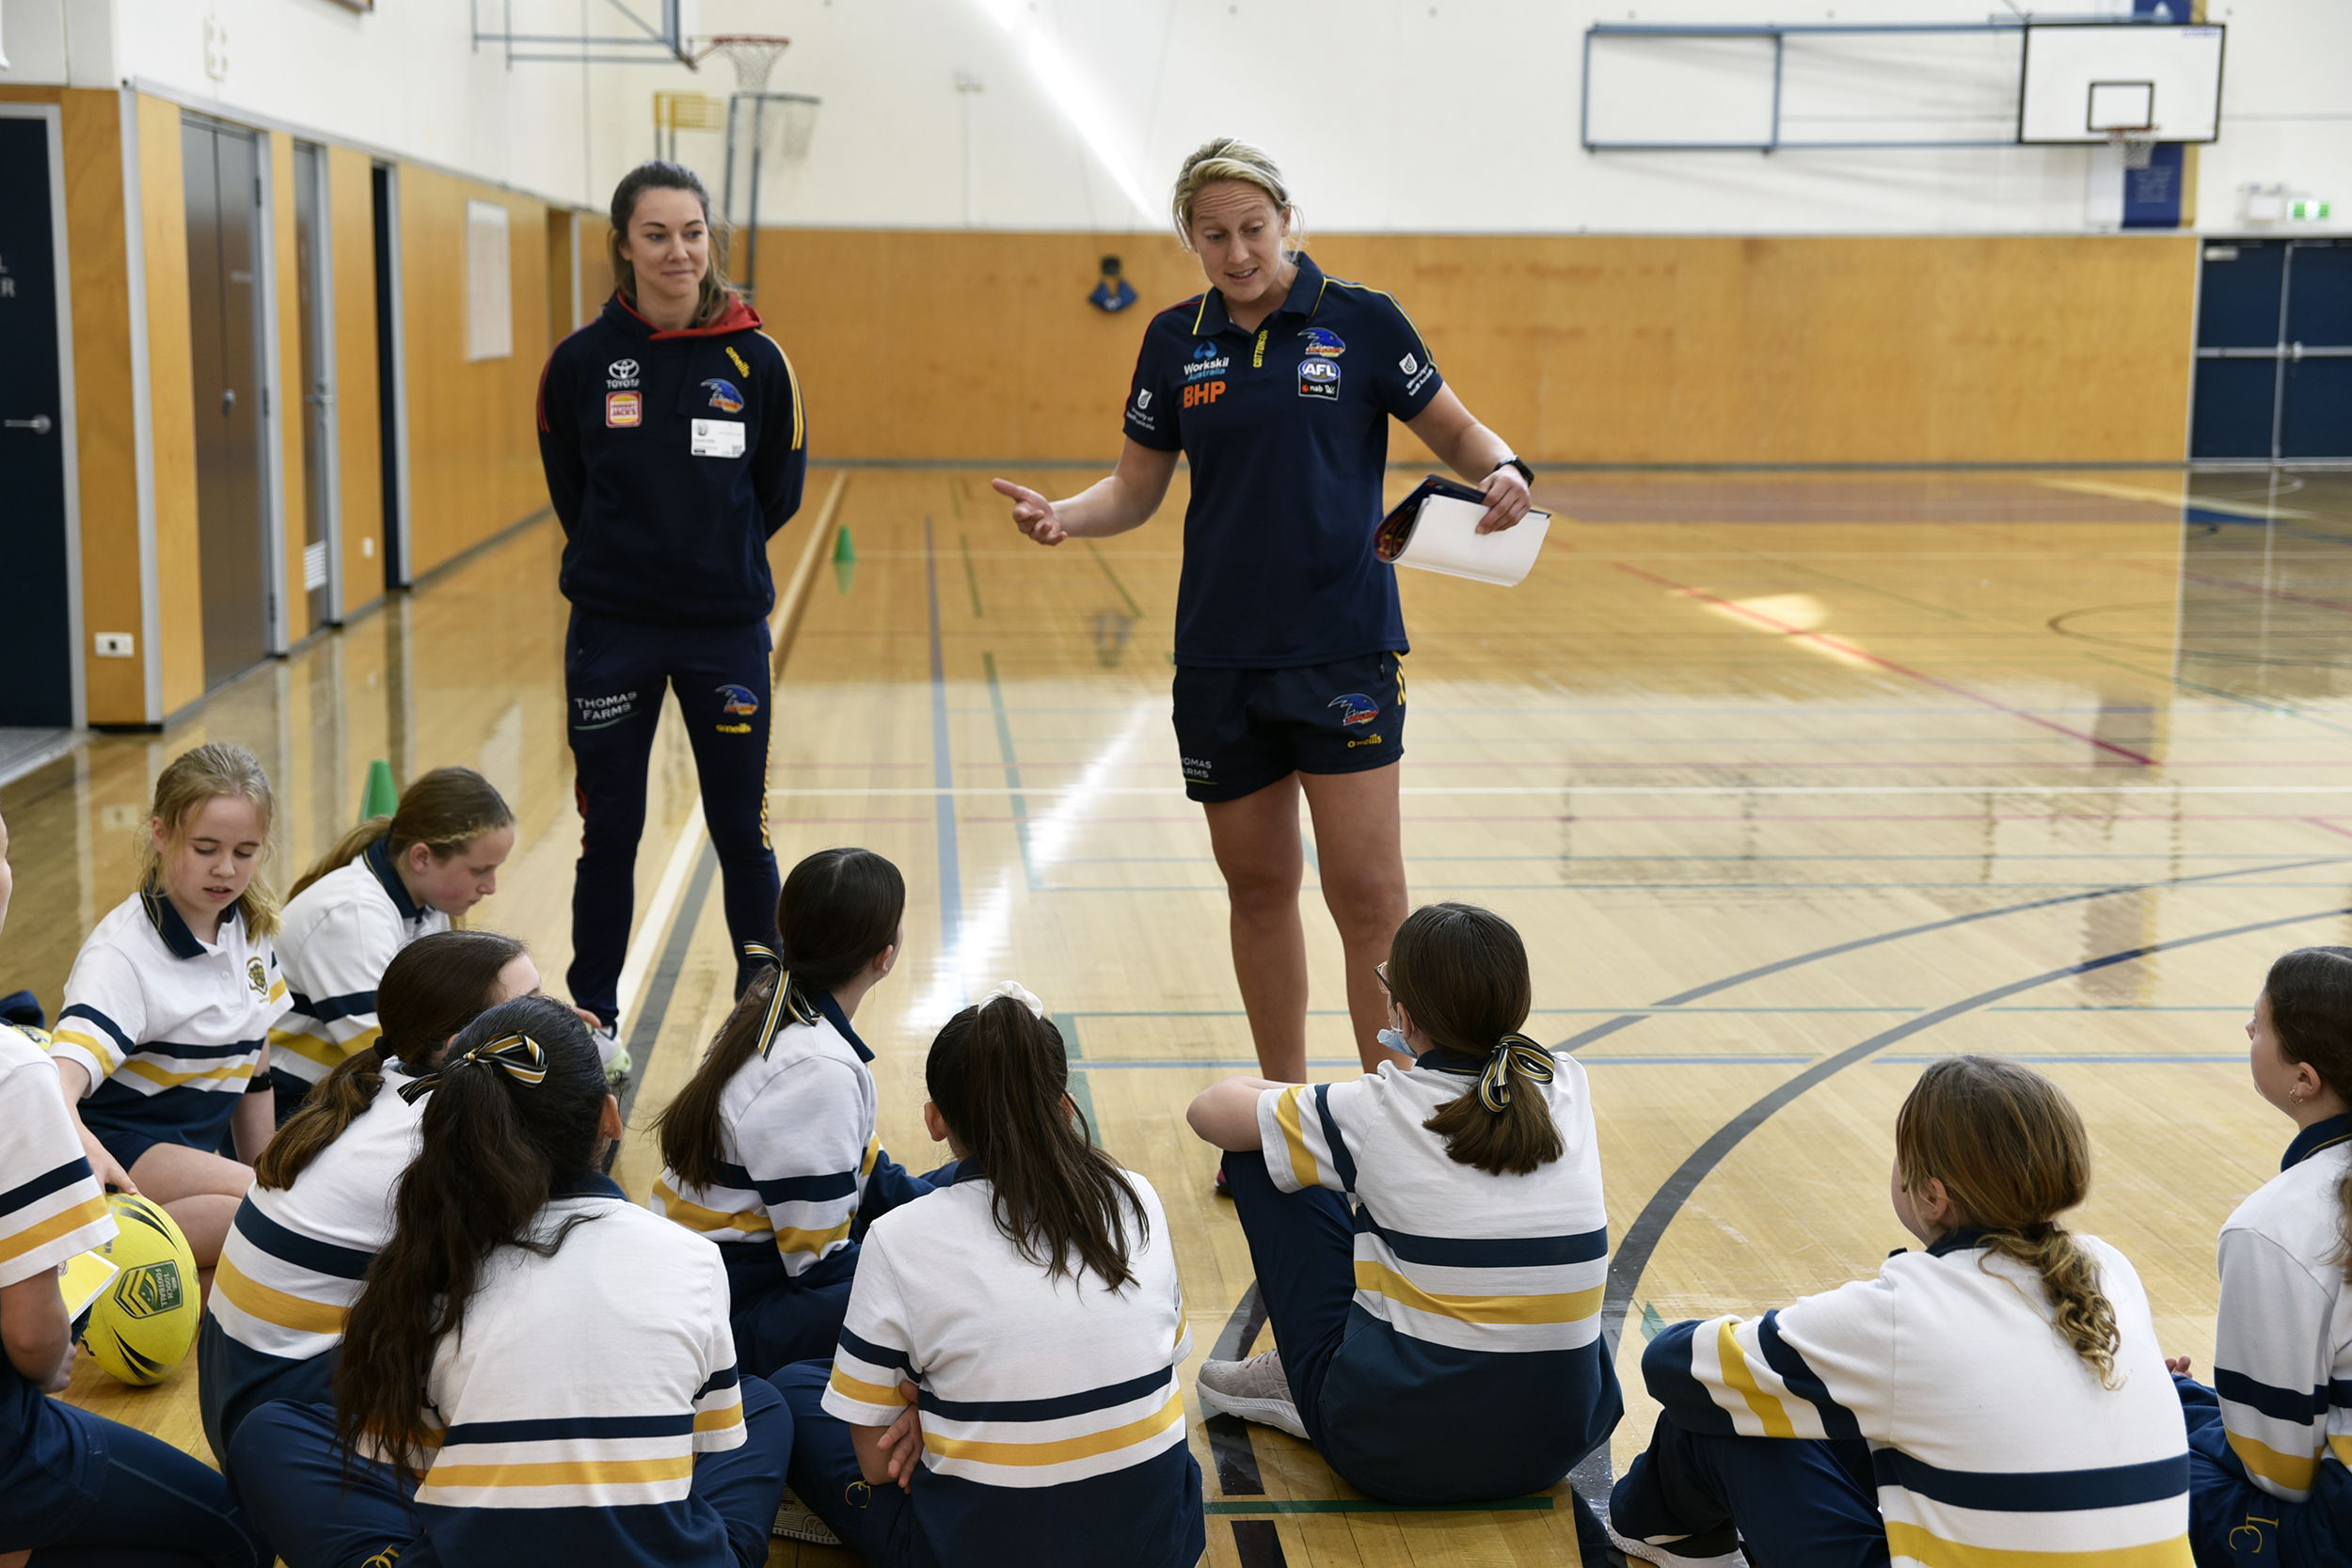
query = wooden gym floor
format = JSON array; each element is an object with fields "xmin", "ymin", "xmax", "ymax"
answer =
[{"xmin": 7, "ymin": 464, "xmax": 2352, "ymax": 1566}]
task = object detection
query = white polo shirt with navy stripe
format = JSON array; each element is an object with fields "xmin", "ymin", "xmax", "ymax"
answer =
[
  {"xmin": 2206, "ymin": 1112, "xmax": 2352, "ymax": 1503},
  {"xmin": 0, "ymin": 1021, "xmax": 119, "ymax": 1508},
  {"xmin": 1252, "ymin": 1046, "xmax": 1621, "ymax": 1497},
  {"xmin": 1641, "ymin": 1227, "xmax": 2192, "ymax": 1561},
  {"xmin": 392, "ymin": 1175, "xmax": 748, "ymax": 1565},
  {"xmin": 199, "ymin": 1061, "xmax": 427, "ymax": 1456},
  {"xmin": 51, "ymin": 889, "xmax": 290, "ymax": 1158},
  {"xmin": 269, "ymin": 842, "xmax": 449, "ymax": 1088},
  {"xmin": 821, "ymin": 1164, "xmax": 1204, "ymax": 1568},
  {"xmin": 654, "ymin": 990, "xmax": 914, "ymax": 1301}
]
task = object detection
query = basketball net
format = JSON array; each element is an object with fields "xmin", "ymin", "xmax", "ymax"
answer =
[
  {"xmin": 2107, "ymin": 128, "xmax": 2157, "ymax": 171},
  {"xmin": 703, "ymin": 34, "xmax": 790, "ymax": 95}
]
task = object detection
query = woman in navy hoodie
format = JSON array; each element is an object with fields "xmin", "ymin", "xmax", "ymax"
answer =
[{"xmin": 537, "ymin": 162, "xmax": 806, "ymax": 1052}]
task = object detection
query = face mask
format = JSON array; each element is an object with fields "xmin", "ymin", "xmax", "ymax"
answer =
[{"xmin": 1376, "ymin": 1027, "xmax": 1412, "ymax": 1058}]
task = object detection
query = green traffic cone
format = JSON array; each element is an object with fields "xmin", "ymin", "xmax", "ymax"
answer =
[
  {"xmin": 832, "ymin": 524, "xmax": 857, "ymax": 594},
  {"xmin": 360, "ymin": 759, "xmax": 398, "ymax": 822}
]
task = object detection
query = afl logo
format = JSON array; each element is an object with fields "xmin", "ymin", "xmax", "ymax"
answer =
[
  {"xmin": 1328, "ymin": 693, "xmax": 1379, "ymax": 725},
  {"xmin": 1297, "ymin": 360, "xmax": 1339, "ymax": 384},
  {"xmin": 716, "ymin": 684, "xmax": 761, "ymax": 717},
  {"xmin": 703, "ymin": 378, "xmax": 745, "ymax": 413}
]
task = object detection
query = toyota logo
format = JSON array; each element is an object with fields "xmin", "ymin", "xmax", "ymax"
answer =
[{"xmin": 609, "ymin": 359, "xmax": 640, "ymax": 380}]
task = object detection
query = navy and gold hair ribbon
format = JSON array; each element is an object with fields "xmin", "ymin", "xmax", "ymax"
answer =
[
  {"xmin": 742, "ymin": 942, "xmax": 821, "ymax": 1058},
  {"xmin": 1477, "ymin": 1033, "xmax": 1556, "ymax": 1114},
  {"xmin": 396, "ymin": 1033, "xmax": 551, "ymax": 1103}
]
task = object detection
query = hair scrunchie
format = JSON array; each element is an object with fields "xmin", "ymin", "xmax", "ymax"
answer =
[
  {"xmin": 979, "ymin": 980, "xmax": 1048, "ymax": 1019},
  {"xmin": 396, "ymin": 1032, "xmax": 550, "ymax": 1103},
  {"xmin": 741, "ymin": 942, "xmax": 822, "ymax": 1058},
  {"xmin": 1477, "ymin": 1033, "xmax": 1556, "ymax": 1114}
]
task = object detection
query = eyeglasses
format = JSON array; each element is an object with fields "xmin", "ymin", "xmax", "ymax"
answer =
[{"xmin": 1374, "ymin": 962, "xmax": 1391, "ymax": 994}]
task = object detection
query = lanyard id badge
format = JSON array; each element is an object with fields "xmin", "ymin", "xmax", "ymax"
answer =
[{"xmin": 691, "ymin": 419, "xmax": 746, "ymax": 459}]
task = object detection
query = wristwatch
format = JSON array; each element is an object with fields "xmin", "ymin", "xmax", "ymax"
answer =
[{"xmin": 1490, "ymin": 455, "xmax": 1534, "ymax": 486}]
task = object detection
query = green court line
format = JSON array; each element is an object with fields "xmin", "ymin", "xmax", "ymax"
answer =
[
  {"xmin": 1084, "ymin": 539, "xmax": 1145, "ymax": 618},
  {"xmin": 980, "ymin": 652, "xmax": 1035, "ymax": 892},
  {"xmin": 960, "ymin": 534, "xmax": 985, "ymax": 618},
  {"xmin": 1205, "ymin": 1499, "xmax": 1554, "ymax": 1514}
]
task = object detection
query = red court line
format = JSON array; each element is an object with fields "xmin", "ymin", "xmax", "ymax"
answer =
[
  {"xmin": 2305, "ymin": 818, "xmax": 2352, "ymax": 841},
  {"xmin": 1613, "ymin": 562, "xmax": 2159, "ymax": 767}
]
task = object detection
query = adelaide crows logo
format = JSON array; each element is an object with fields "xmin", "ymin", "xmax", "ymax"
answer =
[
  {"xmin": 702, "ymin": 378, "xmax": 745, "ymax": 414},
  {"xmin": 716, "ymin": 684, "xmax": 761, "ymax": 717},
  {"xmin": 1328, "ymin": 693, "xmax": 1379, "ymax": 725}
]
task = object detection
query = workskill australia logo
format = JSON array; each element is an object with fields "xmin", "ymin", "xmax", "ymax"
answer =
[
  {"xmin": 702, "ymin": 378, "xmax": 745, "ymax": 413},
  {"xmin": 1299, "ymin": 326, "xmax": 1345, "ymax": 357},
  {"xmin": 1328, "ymin": 693, "xmax": 1379, "ymax": 725},
  {"xmin": 716, "ymin": 684, "xmax": 761, "ymax": 717},
  {"xmin": 1184, "ymin": 341, "xmax": 1232, "ymax": 381}
]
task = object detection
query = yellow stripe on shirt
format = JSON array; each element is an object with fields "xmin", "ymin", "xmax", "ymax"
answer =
[
  {"xmin": 49, "ymin": 1028, "xmax": 123, "ymax": 1074},
  {"xmin": 1880, "ymin": 1522, "xmax": 2194, "ymax": 1568},
  {"xmin": 773, "ymin": 1219, "xmax": 853, "ymax": 1257},
  {"xmin": 651, "ymin": 1181, "xmax": 770, "ymax": 1237},
  {"xmin": 828, "ymin": 1367, "xmax": 904, "ymax": 1407},
  {"xmin": 1715, "ymin": 1319, "xmax": 1796, "ymax": 1439},
  {"xmin": 213, "ymin": 1255, "xmax": 348, "ymax": 1336},
  {"xmin": 1273, "ymin": 1087, "xmax": 1321, "ymax": 1192},
  {"xmin": 1352, "ymin": 1260, "xmax": 1602, "ymax": 1327},
  {"xmin": 268, "ymin": 1028, "xmax": 352, "ymax": 1070},
  {"xmin": 419, "ymin": 1456, "xmax": 696, "ymax": 1492},
  {"xmin": 2224, "ymin": 1428, "xmax": 2319, "ymax": 1495},
  {"xmin": 120, "ymin": 1057, "xmax": 256, "ymax": 1090},
  {"xmin": 0, "ymin": 1196, "xmax": 109, "ymax": 1266},
  {"xmin": 924, "ymin": 1391, "xmax": 1185, "ymax": 1467},
  {"xmin": 692, "ymin": 1404, "xmax": 745, "ymax": 1433}
]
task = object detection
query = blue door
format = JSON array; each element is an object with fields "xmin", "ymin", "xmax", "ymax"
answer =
[
  {"xmin": 2192, "ymin": 238, "xmax": 2352, "ymax": 461},
  {"xmin": 0, "ymin": 113, "xmax": 77, "ymax": 727}
]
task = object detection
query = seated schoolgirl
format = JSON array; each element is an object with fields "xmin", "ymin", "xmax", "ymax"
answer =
[
  {"xmin": 0, "ymin": 805, "xmax": 266, "ymax": 1568},
  {"xmin": 49, "ymin": 744, "xmax": 292, "ymax": 1285},
  {"xmin": 1184, "ymin": 901, "xmax": 1621, "ymax": 1512},
  {"xmin": 779, "ymin": 983, "xmax": 1203, "ymax": 1568},
  {"xmin": 266, "ymin": 766, "xmax": 516, "ymax": 1118},
  {"xmin": 2169, "ymin": 946, "xmax": 2352, "ymax": 1562},
  {"xmin": 198, "ymin": 927, "xmax": 541, "ymax": 1465},
  {"xmin": 1608, "ymin": 1054, "xmax": 2190, "ymax": 1568},
  {"xmin": 227, "ymin": 996, "xmax": 791, "ymax": 1568},
  {"xmin": 652, "ymin": 847, "xmax": 933, "ymax": 1377}
]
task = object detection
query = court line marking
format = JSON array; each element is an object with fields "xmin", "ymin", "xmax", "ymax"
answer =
[
  {"xmin": 766, "ymin": 784, "xmax": 2352, "ymax": 798},
  {"xmin": 923, "ymin": 516, "xmax": 962, "ymax": 958},
  {"xmin": 1613, "ymin": 562, "xmax": 2158, "ymax": 767},
  {"xmin": 1573, "ymin": 900, "xmax": 2352, "ymax": 1511}
]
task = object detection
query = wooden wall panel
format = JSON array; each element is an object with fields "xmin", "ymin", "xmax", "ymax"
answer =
[
  {"xmin": 135, "ymin": 93, "xmax": 204, "ymax": 716},
  {"xmin": 749, "ymin": 230, "xmax": 2198, "ymax": 465},
  {"xmin": 327, "ymin": 146, "xmax": 382, "ymax": 620},
  {"xmin": 395, "ymin": 168, "xmax": 552, "ymax": 579},
  {"xmin": 269, "ymin": 134, "xmax": 309, "ymax": 644}
]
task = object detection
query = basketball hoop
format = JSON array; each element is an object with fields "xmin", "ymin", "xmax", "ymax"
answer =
[
  {"xmin": 695, "ymin": 34, "xmax": 792, "ymax": 95},
  {"xmin": 2106, "ymin": 127, "xmax": 2158, "ymax": 171}
]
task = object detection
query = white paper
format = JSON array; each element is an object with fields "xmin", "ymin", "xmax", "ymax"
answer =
[
  {"xmin": 691, "ymin": 419, "xmax": 746, "ymax": 459},
  {"xmin": 1387, "ymin": 495, "xmax": 1549, "ymax": 587},
  {"xmin": 464, "ymin": 200, "xmax": 512, "ymax": 362}
]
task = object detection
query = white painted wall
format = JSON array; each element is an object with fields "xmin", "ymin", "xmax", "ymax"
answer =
[{"xmin": 3, "ymin": 0, "xmax": 2344, "ymax": 235}]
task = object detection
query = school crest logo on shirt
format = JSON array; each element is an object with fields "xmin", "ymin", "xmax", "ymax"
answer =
[
  {"xmin": 246, "ymin": 957, "xmax": 269, "ymax": 997},
  {"xmin": 702, "ymin": 378, "xmax": 746, "ymax": 414},
  {"xmin": 1299, "ymin": 326, "xmax": 1345, "ymax": 358},
  {"xmin": 1328, "ymin": 693, "xmax": 1379, "ymax": 725}
]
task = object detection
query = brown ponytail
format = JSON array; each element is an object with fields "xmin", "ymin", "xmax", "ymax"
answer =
[
  {"xmin": 256, "ymin": 929, "xmax": 527, "ymax": 1189},
  {"xmin": 2255, "ymin": 946, "xmax": 2352, "ymax": 1282},
  {"xmin": 927, "ymin": 992, "xmax": 1147, "ymax": 1291},
  {"xmin": 608, "ymin": 162, "xmax": 737, "ymax": 329},
  {"xmin": 1895, "ymin": 1055, "xmax": 2122, "ymax": 1385},
  {"xmin": 289, "ymin": 767, "xmax": 515, "ymax": 901},
  {"xmin": 653, "ymin": 848, "xmax": 904, "ymax": 1191},
  {"xmin": 336, "ymin": 997, "xmax": 608, "ymax": 1476},
  {"xmin": 1391, "ymin": 903, "xmax": 1565, "ymax": 1178}
]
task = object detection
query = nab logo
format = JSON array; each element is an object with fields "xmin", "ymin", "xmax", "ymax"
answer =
[
  {"xmin": 1328, "ymin": 693, "xmax": 1379, "ymax": 725},
  {"xmin": 716, "ymin": 684, "xmax": 761, "ymax": 717},
  {"xmin": 1184, "ymin": 380, "xmax": 1225, "ymax": 408}
]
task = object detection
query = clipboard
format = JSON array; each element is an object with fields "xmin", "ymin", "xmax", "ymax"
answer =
[{"xmin": 1374, "ymin": 475, "xmax": 1550, "ymax": 587}]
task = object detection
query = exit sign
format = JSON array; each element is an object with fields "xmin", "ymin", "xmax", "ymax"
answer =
[{"xmin": 2291, "ymin": 199, "xmax": 2333, "ymax": 221}]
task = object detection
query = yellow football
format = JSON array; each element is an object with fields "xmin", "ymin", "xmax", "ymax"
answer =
[{"xmin": 81, "ymin": 1193, "xmax": 201, "ymax": 1386}]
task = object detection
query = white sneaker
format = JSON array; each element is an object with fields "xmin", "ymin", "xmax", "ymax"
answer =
[
  {"xmin": 588, "ymin": 1022, "xmax": 631, "ymax": 1093},
  {"xmin": 1603, "ymin": 1518, "xmax": 1748, "ymax": 1568},
  {"xmin": 771, "ymin": 1487, "xmax": 841, "ymax": 1544},
  {"xmin": 1195, "ymin": 1349, "xmax": 1309, "ymax": 1440}
]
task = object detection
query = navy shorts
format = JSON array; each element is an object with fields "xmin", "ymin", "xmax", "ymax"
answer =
[{"xmin": 1171, "ymin": 652, "xmax": 1406, "ymax": 803}]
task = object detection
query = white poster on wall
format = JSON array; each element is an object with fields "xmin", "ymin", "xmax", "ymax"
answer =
[{"xmin": 466, "ymin": 199, "xmax": 512, "ymax": 362}]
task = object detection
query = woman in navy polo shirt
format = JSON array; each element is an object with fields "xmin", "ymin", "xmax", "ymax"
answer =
[
  {"xmin": 994, "ymin": 136, "xmax": 1533, "ymax": 1100},
  {"xmin": 537, "ymin": 162, "xmax": 807, "ymax": 1054}
]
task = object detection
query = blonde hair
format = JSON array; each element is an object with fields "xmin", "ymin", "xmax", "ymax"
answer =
[
  {"xmin": 137, "ymin": 742, "xmax": 281, "ymax": 939},
  {"xmin": 1895, "ymin": 1056, "xmax": 2122, "ymax": 1386},
  {"xmin": 289, "ymin": 766, "xmax": 515, "ymax": 901},
  {"xmin": 1170, "ymin": 137, "xmax": 1301, "ymax": 252},
  {"xmin": 608, "ymin": 161, "xmax": 736, "ymax": 329}
]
